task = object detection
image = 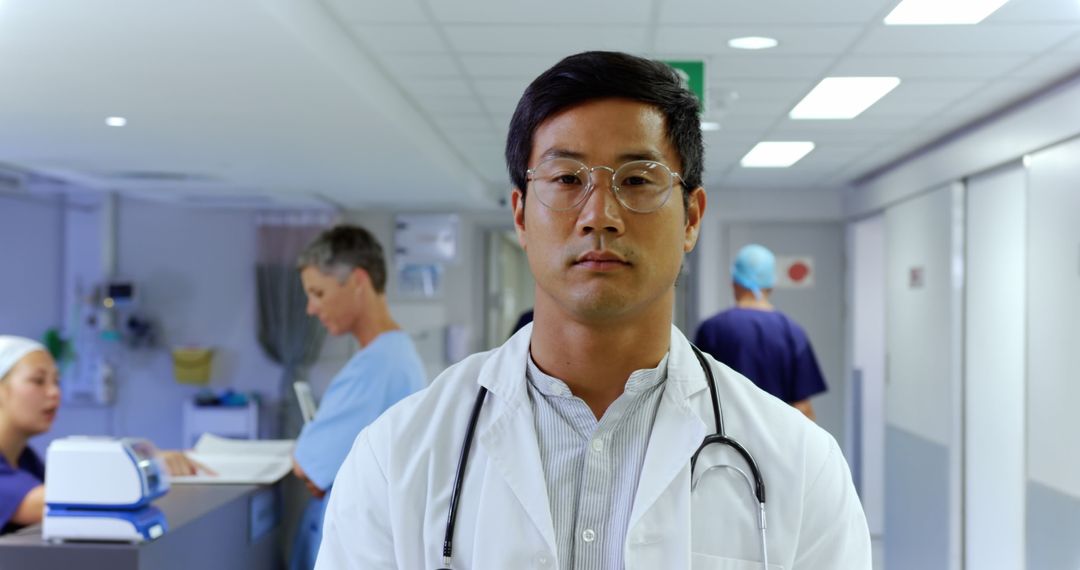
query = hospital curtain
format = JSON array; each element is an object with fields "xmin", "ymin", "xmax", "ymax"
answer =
[{"xmin": 255, "ymin": 212, "xmax": 334, "ymax": 438}]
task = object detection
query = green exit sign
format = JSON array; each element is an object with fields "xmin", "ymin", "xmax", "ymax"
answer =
[{"xmin": 663, "ymin": 60, "xmax": 706, "ymax": 113}]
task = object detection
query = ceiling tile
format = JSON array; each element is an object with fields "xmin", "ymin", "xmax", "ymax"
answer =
[
  {"xmin": 830, "ymin": 54, "xmax": 1028, "ymax": 79},
  {"xmin": 413, "ymin": 94, "xmax": 487, "ymax": 115},
  {"xmin": 435, "ymin": 114, "xmax": 497, "ymax": 132},
  {"xmin": 856, "ymin": 96, "xmax": 956, "ymax": 117},
  {"xmin": 719, "ymin": 99, "xmax": 795, "ymax": 117},
  {"xmin": 780, "ymin": 113, "xmax": 925, "ymax": 132},
  {"xmin": 472, "ymin": 78, "xmax": 532, "ymax": 100},
  {"xmin": 460, "ymin": 54, "xmax": 563, "ymax": 78},
  {"xmin": 892, "ymin": 78, "xmax": 987, "ymax": 99},
  {"xmin": 350, "ymin": 24, "xmax": 448, "ymax": 53},
  {"xmin": 427, "ymin": 0, "xmax": 651, "ymax": 24},
  {"xmin": 381, "ymin": 53, "xmax": 460, "ymax": 76},
  {"xmin": 655, "ymin": 25, "xmax": 863, "ymax": 56},
  {"xmin": 1010, "ymin": 51, "xmax": 1080, "ymax": 82},
  {"xmin": 854, "ymin": 24, "xmax": 1080, "ymax": 56},
  {"xmin": 1056, "ymin": 32, "xmax": 1080, "ymax": 52},
  {"xmin": 986, "ymin": 0, "xmax": 1080, "ymax": 24},
  {"xmin": 480, "ymin": 96, "xmax": 522, "ymax": 117},
  {"xmin": 660, "ymin": 0, "xmax": 895, "ymax": 25},
  {"xmin": 716, "ymin": 113, "xmax": 780, "ymax": 132},
  {"xmin": 710, "ymin": 55, "xmax": 834, "ymax": 79},
  {"xmin": 708, "ymin": 79, "xmax": 819, "ymax": 103},
  {"xmin": 400, "ymin": 77, "xmax": 474, "ymax": 97},
  {"xmin": 324, "ymin": 0, "xmax": 427, "ymax": 24},
  {"xmin": 443, "ymin": 24, "xmax": 650, "ymax": 54}
]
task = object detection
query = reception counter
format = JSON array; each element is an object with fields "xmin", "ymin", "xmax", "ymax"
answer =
[{"xmin": 0, "ymin": 482, "xmax": 283, "ymax": 570}]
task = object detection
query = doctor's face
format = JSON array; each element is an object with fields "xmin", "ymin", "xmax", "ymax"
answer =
[
  {"xmin": 300, "ymin": 266, "xmax": 364, "ymax": 336},
  {"xmin": 0, "ymin": 350, "xmax": 61, "ymax": 436},
  {"xmin": 512, "ymin": 98, "xmax": 705, "ymax": 324}
]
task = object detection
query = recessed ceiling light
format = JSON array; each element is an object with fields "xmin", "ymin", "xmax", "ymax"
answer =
[
  {"xmin": 741, "ymin": 142, "xmax": 815, "ymax": 168},
  {"xmin": 789, "ymin": 77, "xmax": 900, "ymax": 120},
  {"xmin": 700, "ymin": 121, "xmax": 721, "ymax": 131},
  {"xmin": 728, "ymin": 36, "xmax": 779, "ymax": 50},
  {"xmin": 884, "ymin": 0, "xmax": 1010, "ymax": 25},
  {"xmin": 105, "ymin": 116, "xmax": 127, "ymax": 127}
]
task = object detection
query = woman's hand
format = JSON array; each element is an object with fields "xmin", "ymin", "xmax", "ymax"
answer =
[
  {"xmin": 160, "ymin": 450, "xmax": 217, "ymax": 477},
  {"xmin": 292, "ymin": 458, "xmax": 326, "ymax": 499}
]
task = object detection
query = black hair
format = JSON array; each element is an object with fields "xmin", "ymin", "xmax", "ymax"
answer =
[
  {"xmin": 297, "ymin": 225, "xmax": 387, "ymax": 293},
  {"xmin": 505, "ymin": 51, "xmax": 704, "ymax": 207}
]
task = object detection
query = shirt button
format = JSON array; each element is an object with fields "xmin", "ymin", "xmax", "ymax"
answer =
[
  {"xmin": 591, "ymin": 438, "xmax": 604, "ymax": 452},
  {"xmin": 537, "ymin": 554, "xmax": 550, "ymax": 566},
  {"xmin": 582, "ymin": 528, "xmax": 596, "ymax": 542}
]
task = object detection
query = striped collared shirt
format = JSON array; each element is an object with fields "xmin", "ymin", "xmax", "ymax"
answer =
[{"xmin": 525, "ymin": 352, "xmax": 669, "ymax": 570}]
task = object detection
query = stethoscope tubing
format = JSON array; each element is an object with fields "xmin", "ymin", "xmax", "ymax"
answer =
[{"xmin": 438, "ymin": 345, "xmax": 768, "ymax": 570}]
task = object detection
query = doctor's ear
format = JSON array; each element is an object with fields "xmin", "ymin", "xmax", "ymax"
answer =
[{"xmin": 511, "ymin": 189, "xmax": 527, "ymax": 248}]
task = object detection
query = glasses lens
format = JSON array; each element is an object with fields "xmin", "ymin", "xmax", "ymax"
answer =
[
  {"xmin": 529, "ymin": 158, "xmax": 591, "ymax": 210},
  {"xmin": 613, "ymin": 161, "xmax": 673, "ymax": 212}
]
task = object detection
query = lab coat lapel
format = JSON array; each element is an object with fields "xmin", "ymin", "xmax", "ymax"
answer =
[
  {"xmin": 628, "ymin": 328, "xmax": 710, "ymax": 533},
  {"xmin": 475, "ymin": 325, "xmax": 558, "ymax": 555}
]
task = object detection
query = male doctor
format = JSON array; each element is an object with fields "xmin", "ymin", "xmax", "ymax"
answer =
[{"xmin": 317, "ymin": 51, "xmax": 871, "ymax": 569}]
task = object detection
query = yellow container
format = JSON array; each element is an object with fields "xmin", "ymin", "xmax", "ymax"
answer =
[{"xmin": 172, "ymin": 347, "xmax": 214, "ymax": 385}]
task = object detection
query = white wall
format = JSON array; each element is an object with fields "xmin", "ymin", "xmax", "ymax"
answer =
[
  {"xmin": 848, "ymin": 214, "xmax": 885, "ymax": 536},
  {"xmin": 0, "ymin": 194, "xmax": 63, "ymax": 338},
  {"xmin": 883, "ymin": 183, "xmax": 963, "ymax": 570},
  {"xmin": 1026, "ymin": 138, "xmax": 1080, "ymax": 498},
  {"xmin": 885, "ymin": 185, "xmax": 961, "ymax": 444},
  {"xmin": 964, "ymin": 164, "xmax": 1027, "ymax": 570},
  {"xmin": 38, "ymin": 196, "xmax": 283, "ymax": 450}
]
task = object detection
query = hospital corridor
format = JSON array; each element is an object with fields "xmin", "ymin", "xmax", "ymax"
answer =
[{"xmin": 0, "ymin": 0, "xmax": 1078, "ymax": 568}]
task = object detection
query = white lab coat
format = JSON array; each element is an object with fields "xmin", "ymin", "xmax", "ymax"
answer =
[{"xmin": 317, "ymin": 325, "xmax": 871, "ymax": 569}]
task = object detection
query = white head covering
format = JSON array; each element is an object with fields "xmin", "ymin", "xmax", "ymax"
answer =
[{"xmin": 0, "ymin": 335, "xmax": 47, "ymax": 381}]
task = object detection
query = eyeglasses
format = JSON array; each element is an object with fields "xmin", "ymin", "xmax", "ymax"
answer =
[{"xmin": 525, "ymin": 157, "xmax": 683, "ymax": 213}]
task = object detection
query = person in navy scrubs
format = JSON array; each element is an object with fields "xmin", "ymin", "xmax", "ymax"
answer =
[
  {"xmin": 0, "ymin": 336, "xmax": 54, "ymax": 534},
  {"xmin": 694, "ymin": 244, "xmax": 828, "ymax": 420},
  {"xmin": 0, "ymin": 335, "xmax": 209, "ymax": 533}
]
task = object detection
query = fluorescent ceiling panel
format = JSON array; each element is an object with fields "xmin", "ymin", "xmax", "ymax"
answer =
[
  {"xmin": 790, "ymin": 77, "xmax": 901, "ymax": 119},
  {"xmin": 740, "ymin": 142, "xmax": 815, "ymax": 168},
  {"xmin": 728, "ymin": 36, "xmax": 779, "ymax": 50},
  {"xmin": 884, "ymin": 0, "xmax": 1011, "ymax": 25}
]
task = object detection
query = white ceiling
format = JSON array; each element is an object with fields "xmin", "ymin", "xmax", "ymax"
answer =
[{"xmin": 2, "ymin": 0, "xmax": 1080, "ymax": 208}]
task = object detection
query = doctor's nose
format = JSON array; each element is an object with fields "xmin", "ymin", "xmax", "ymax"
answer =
[{"xmin": 577, "ymin": 173, "xmax": 625, "ymax": 236}]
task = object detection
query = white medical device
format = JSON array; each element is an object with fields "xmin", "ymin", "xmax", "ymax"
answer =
[{"xmin": 43, "ymin": 437, "xmax": 170, "ymax": 543}]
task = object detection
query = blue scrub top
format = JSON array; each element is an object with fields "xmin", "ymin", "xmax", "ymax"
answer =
[
  {"xmin": 0, "ymin": 447, "xmax": 45, "ymax": 534},
  {"xmin": 291, "ymin": 330, "xmax": 426, "ymax": 570},
  {"xmin": 694, "ymin": 307, "xmax": 827, "ymax": 404}
]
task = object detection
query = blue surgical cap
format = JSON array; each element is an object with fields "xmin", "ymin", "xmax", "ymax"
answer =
[{"xmin": 732, "ymin": 244, "xmax": 776, "ymax": 298}]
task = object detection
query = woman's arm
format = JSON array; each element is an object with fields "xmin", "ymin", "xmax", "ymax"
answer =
[{"xmin": 10, "ymin": 484, "xmax": 44, "ymax": 526}]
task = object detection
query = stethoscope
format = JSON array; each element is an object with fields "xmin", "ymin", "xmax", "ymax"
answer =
[{"xmin": 437, "ymin": 345, "xmax": 769, "ymax": 570}]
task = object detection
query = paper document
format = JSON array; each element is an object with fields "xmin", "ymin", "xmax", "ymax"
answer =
[
  {"xmin": 170, "ymin": 434, "xmax": 295, "ymax": 485},
  {"xmin": 294, "ymin": 381, "xmax": 318, "ymax": 425}
]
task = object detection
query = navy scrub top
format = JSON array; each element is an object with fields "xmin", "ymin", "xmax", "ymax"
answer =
[
  {"xmin": 694, "ymin": 307, "xmax": 828, "ymax": 403},
  {"xmin": 0, "ymin": 446, "xmax": 45, "ymax": 534}
]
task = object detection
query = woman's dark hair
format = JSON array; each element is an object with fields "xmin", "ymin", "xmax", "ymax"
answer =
[{"xmin": 505, "ymin": 51, "xmax": 704, "ymax": 207}]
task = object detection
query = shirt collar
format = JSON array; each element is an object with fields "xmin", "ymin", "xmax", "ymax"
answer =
[{"xmin": 525, "ymin": 351, "xmax": 669, "ymax": 399}]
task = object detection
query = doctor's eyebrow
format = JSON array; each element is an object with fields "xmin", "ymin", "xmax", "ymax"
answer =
[{"xmin": 536, "ymin": 148, "xmax": 668, "ymax": 164}]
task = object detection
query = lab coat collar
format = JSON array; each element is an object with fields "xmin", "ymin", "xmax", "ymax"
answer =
[
  {"xmin": 475, "ymin": 323, "xmax": 558, "ymax": 555},
  {"xmin": 476, "ymin": 323, "xmax": 709, "ymax": 403},
  {"xmin": 627, "ymin": 326, "xmax": 711, "ymax": 532}
]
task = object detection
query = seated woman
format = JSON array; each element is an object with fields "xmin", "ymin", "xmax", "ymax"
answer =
[{"xmin": 0, "ymin": 335, "xmax": 210, "ymax": 533}]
